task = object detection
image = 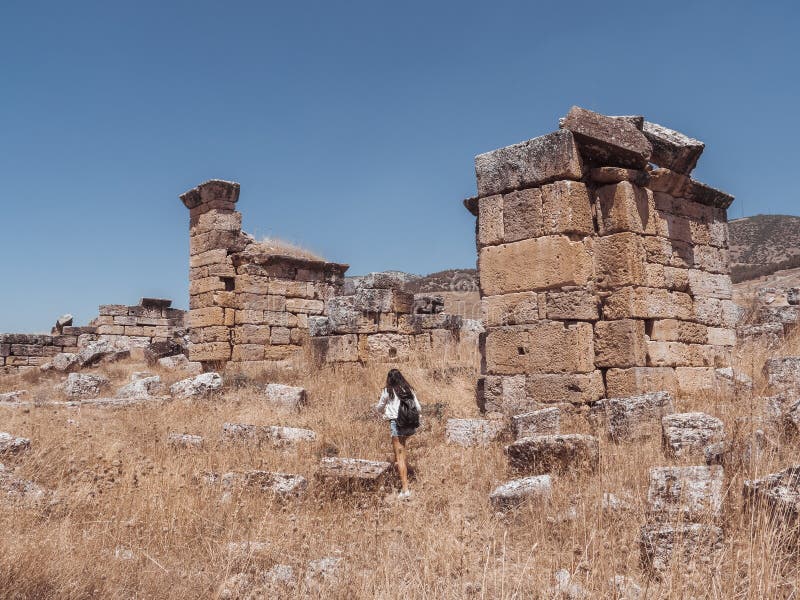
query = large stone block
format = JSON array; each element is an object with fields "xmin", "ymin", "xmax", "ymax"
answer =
[
  {"xmin": 485, "ymin": 322, "xmax": 594, "ymax": 375},
  {"xmin": 180, "ymin": 179, "xmax": 240, "ymax": 209},
  {"xmin": 606, "ymin": 392, "xmax": 675, "ymax": 442},
  {"xmin": 506, "ymin": 434, "xmax": 599, "ymax": 475},
  {"xmin": 480, "ymin": 374, "xmax": 529, "ymax": 413},
  {"xmin": 662, "ymin": 412, "xmax": 725, "ymax": 457},
  {"xmin": 595, "ymin": 232, "xmax": 646, "ymax": 289},
  {"xmin": 646, "ymin": 341, "xmax": 714, "ymax": 367},
  {"xmin": 595, "ymin": 182, "xmax": 651, "ymax": 235},
  {"xmin": 544, "ymin": 290, "xmax": 599, "ymax": 321},
  {"xmin": 481, "ymin": 292, "xmax": 541, "ymax": 327},
  {"xmin": 640, "ymin": 523, "xmax": 724, "ymax": 576},
  {"xmin": 687, "ymin": 271, "xmax": 732, "ymax": 300},
  {"xmin": 190, "ymin": 210, "xmax": 242, "ymax": 235},
  {"xmin": 478, "ymin": 195, "xmax": 504, "ymax": 246},
  {"xmin": 479, "ymin": 236, "xmax": 592, "ymax": 296},
  {"xmin": 765, "ymin": 357, "xmax": 800, "ymax": 392},
  {"xmin": 643, "ymin": 236, "xmax": 694, "ymax": 269},
  {"xmin": 474, "ymin": 130, "xmax": 583, "ymax": 196},
  {"xmin": 647, "ymin": 465, "xmax": 723, "ymax": 520},
  {"xmin": 594, "ymin": 319, "xmax": 646, "ymax": 368},
  {"xmin": 188, "ymin": 307, "xmax": 226, "ymax": 328},
  {"xmin": 445, "ymin": 419, "xmax": 504, "ymax": 447},
  {"xmin": 642, "ymin": 121, "xmax": 704, "ymax": 175},
  {"xmin": 364, "ymin": 334, "xmax": 413, "ymax": 362},
  {"xmin": 743, "ymin": 466, "xmax": 800, "ymax": 528},
  {"xmin": 511, "ymin": 407, "xmax": 560, "ymax": 438},
  {"xmin": 646, "ymin": 319, "xmax": 707, "ymax": 344},
  {"xmin": 354, "ymin": 289, "xmax": 413, "ymax": 314},
  {"xmin": 526, "ymin": 371, "xmax": 605, "ymax": 405},
  {"xmin": 503, "ymin": 188, "xmax": 543, "ymax": 243},
  {"xmin": 561, "ymin": 106, "xmax": 652, "ymax": 168},
  {"xmin": 603, "ymin": 287, "xmax": 692, "ymax": 320},
  {"xmin": 490, "ymin": 475, "xmax": 552, "ymax": 511},
  {"xmin": 189, "ymin": 342, "xmax": 231, "ymax": 362},
  {"xmin": 311, "ymin": 334, "xmax": 359, "ymax": 362},
  {"xmin": 540, "ymin": 180, "xmax": 593, "ymax": 236},
  {"xmin": 605, "ymin": 367, "xmax": 677, "ymax": 398},
  {"xmin": 317, "ymin": 457, "xmax": 390, "ymax": 484}
]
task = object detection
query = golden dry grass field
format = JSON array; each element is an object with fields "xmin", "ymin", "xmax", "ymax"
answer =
[{"xmin": 0, "ymin": 326, "xmax": 799, "ymax": 598}]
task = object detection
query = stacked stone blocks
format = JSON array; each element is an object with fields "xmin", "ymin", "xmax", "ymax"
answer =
[{"xmin": 469, "ymin": 106, "xmax": 735, "ymax": 413}]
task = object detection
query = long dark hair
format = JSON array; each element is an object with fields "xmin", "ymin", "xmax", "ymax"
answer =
[{"xmin": 386, "ymin": 369, "xmax": 414, "ymax": 400}]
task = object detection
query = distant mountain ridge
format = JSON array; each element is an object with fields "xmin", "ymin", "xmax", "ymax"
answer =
[{"xmin": 729, "ymin": 215, "xmax": 800, "ymax": 282}]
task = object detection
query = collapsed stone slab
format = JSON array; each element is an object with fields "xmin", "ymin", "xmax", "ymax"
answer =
[
  {"xmin": 642, "ymin": 121, "xmax": 704, "ymax": 175},
  {"xmin": 170, "ymin": 372, "xmax": 223, "ymax": 398},
  {"xmin": 204, "ymin": 470, "xmax": 308, "ymax": 498},
  {"xmin": 116, "ymin": 374, "xmax": 164, "ymax": 399},
  {"xmin": 640, "ymin": 522, "xmax": 723, "ymax": 576},
  {"xmin": 64, "ymin": 373, "xmax": 110, "ymax": 399},
  {"xmin": 489, "ymin": 474, "xmax": 552, "ymax": 510},
  {"xmin": 647, "ymin": 465, "xmax": 724, "ymax": 520},
  {"xmin": 662, "ymin": 412, "xmax": 725, "ymax": 457},
  {"xmin": 743, "ymin": 466, "xmax": 800, "ymax": 526},
  {"xmin": 505, "ymin": 434, "xmax": 599, "ymax": 475},
  {"xmin": 445, "ymin": 418, "xmax": 504, "ymax": 447},
  {"xmin": 317, "ymin": 457, "xmax": 390, "ymax": 485},
  {"xmin": 561, "ymin": 106, "xmax": 652, "ymax": 169},
  {"xmin": 222, "ymin": 423, "xmax": 316, "ymax": 445},
  {"xmin": 264, "ymin": 383, "xmax": 306, "ymax": 410},
  {"xmin": 168, "ymin": 433, "xmax": 204, "ymax": 448},
  {"xmin": 606, "ymin": 392, "xmax": 675, "ymax": 442},
  {"xmin": 511, "ymin": 407, "xmax": 560, "ymax": 439}
]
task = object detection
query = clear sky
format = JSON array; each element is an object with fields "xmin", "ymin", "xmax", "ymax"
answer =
[{"xmin": 1, "ymin": 0, "xmax": 798, "ymax": 332}]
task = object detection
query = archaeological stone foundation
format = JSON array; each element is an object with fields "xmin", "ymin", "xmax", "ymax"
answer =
[
  {"xmin": 465, "ymin": 106, "xmax": 736, "ymax": 413},
  {"xmin": 2, "ymin": 106, "xmax": 739, "ymax": 412}
]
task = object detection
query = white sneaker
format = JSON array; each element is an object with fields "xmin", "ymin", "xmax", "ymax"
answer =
[{"xmin": 398, "ymin": 490, "xmax": 412, "ymax": 500}]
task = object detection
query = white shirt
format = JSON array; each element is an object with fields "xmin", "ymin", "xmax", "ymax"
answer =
[{"xmin": 375, "ymin": 388, "xmax": 422, "ymax": 421}]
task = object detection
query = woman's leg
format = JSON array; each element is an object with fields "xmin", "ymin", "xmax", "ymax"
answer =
[{"xmin": 392, "ymin": 435, "xmax": 409, "ymax": 493}]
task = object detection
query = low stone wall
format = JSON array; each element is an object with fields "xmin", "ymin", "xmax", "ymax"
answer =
[
  {"xmin": 737, "ymin": 286, "xmax": 800, "ymax": 344},
  {"xmin": 308, "ymin": 274, "xmax": 482, "ymax": 364},
  {"xmin": 0, "ymin": 332, "xmax": 84, "ymax": 375}
]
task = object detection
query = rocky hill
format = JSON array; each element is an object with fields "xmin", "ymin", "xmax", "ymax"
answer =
[{"xmin": 729, "ymin": 214, "xmax": 800, "ymax": 282}]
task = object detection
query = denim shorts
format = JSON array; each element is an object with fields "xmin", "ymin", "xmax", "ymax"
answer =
[{"xmin": 390, "ymin": 419, "xmax": 417, "ymax": 438}]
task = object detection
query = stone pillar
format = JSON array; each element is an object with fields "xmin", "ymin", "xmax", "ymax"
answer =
[{"xmin": 180, "ymin": 179, "xmax": 246, "ymax": 367}]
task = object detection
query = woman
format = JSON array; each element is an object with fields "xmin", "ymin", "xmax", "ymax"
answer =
[{"xmin": 375, "ymin": 369, "xmax": 422, "ymax": 499}]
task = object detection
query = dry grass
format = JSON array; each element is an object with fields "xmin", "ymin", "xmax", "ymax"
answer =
[
  {"xmin": 1, "ymin": 331, "xmax": 800, "ymax": 598},
  {"xmin": 254, "ymin": 237, "xmax": 324, "ymax": 262}
]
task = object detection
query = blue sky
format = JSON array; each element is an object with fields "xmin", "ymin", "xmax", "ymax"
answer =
[{"xmin": 1, "ymin": 0, "xmax": 798, "ymax": 332}]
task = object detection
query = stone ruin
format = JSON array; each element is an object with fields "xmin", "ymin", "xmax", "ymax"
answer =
[
  {"xmin": 1, "ymin": 298, "xmax": 185, "ymax": 375},
  {"xmin": 465, "ymin": 106, "xmax": 736, "ymax": 412},
  {"xmin": 737, "ymin": 285, "xmax": 800, "ymax": 345},
  {"xmin": 179, "ymin": 180, "xmax": 347, "ymax": 371}
]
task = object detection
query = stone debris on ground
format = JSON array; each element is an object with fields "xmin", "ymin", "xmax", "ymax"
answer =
[
  {"xmin": 115, "ymin": 374, "xmax": 164, "ymax": 399},
  {"xmin": 639, "ymin": 522, "xmax": 724, "ymax": 576},
  {"xmin": 78, "ymin": 339, "xmax": 131, "ymax": 367},
  {"xmin": 263, "ymin": 383, "xmax": 307, "ymax": 410},
  {"xmin": 317, "ymin": 457, "xmax": 390, "ymax": 483},
  {"xmin": 0, "ymin": 390, "xmax": 27, "ymax": 403},
  {"xmin": 169, "ymin": 372, "xmax": 223, "ymax": 398},
  {"xmin": 661, "ymin": 412, "xmax": 725, "ymax": 457},
  {"xmin": 549, "ymin": 568, "xmax": 588, "ymax": 600},
  {"xmin": 510, "ymin": 407, "xmax": 560, "ymax": 438},
  {"xmin": 0, "ymin": 463, "xmax": 49, "ymax": 504},
  {"xmin": 156, "ymin": 354, "xmax": 202, "ymax": 373},
  {"xmin": 204, "ymin": 470, "xmax": 308, "ymax": 498},
  {"xmin": 505, "ymin": 434, "xmax": 599, "ymax": 475},
  {"xmin": 489, "ymin": 474, "xmax": 552, "ymax": 510},
  {"xmin": 304, "ymin": 556, "xmax": 343, "ymax": 591},
  {"xmin": 222, "ymin": 423, "xmax": 316, "ymax": 445},
  {"xmin": 45, "ymin": 353, "xmax": 81, "ymax": 373},
  {"xmin": 743, "ymin": 465, "xmax": 800, "ymax": 526},
  {"xmin": 63, "ymin": 373, "xmax": 110, "ymax": 399},
  {"xmin": 601, "ymin": 491, "xmax": 635, "ymax": 514},
  {"xmin": 114, "ymin": 547, "xmax": 135, "ymax": 561},
  {"xmin": 606, "ymin": 391, "xmax": 675, "ymax": 442},
  {"xmin": 765, "ymin": 357, "xmax": 800, "ymax": 392},
  {"xmin": 647, "ymin": 465, "xmax": 724, "ymax": 520},
  {"xmin": 609, "ymin": 575, "xmax": 644, "ymax": 600},
  {"xmin": 445, "ymin": 418, "xmax": 504, "ymax": 447},
  {"xmin": 0, "ymin": 432, "xmax": 31, "ymax": 454},
  {"xmin": 167, "ymin": 433, "xmax": 204, "ymax": 448}
]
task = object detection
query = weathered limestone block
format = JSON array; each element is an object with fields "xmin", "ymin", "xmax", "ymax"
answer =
[
  {"xmin": 595, "ymin": 182, "xmax": 651, "ymax": 235},
  {"xmin": 170, "ymin": 372, "xmax": 223, "ymax": 398},
  {"xmin": 365, "ymin": 334, "xmax": 413, "ymax": 362},
  {"xmin": 594, "ymin": 319, "xmax": 646, "ymax": 368},
  {"xmin": 208, "ymin": 470, "xmax": 308, "ymax": 497},
  {"xmin": 478, "ymin": 194, "xmax": 504, "ymax": 246},
  {"xmin": 788, "ymin": 288, "xmax": 800, "ymax": 306},
  {"xmin": 413, "ymin": 295, "xmax": 445, "ymax": 315},
  {"xmin": 489, "ymin": 475, "xmax": 552, "ymax": 510},
  {"xmin": 640, "ymin": 523, "xmax": 723, "ymax": 576},
  {"xmin": 168, "ymin": 433, "xmax": 204, "ymax": 448},
  {"xmin": 190, "ymin": 210, "xmax": 242, "ymax": 235},
  {"xmin": 484, "ymin": 322, "xmax": 594, "ymax": 375},
  {"xmin": 764, "ymin": 357, "xmax": 800, "ymax": 392},
  {"xmin": 646, "ymin": 341, "xmax": 714, "ymax": 367},
  {"xmin": 687, "ymin": 271, "xmax": 732, "ymax": 300},
  {"xmin": 605, "ymin": 367, "xmax": 677, "ymax": 398},
  {"xmin": 662, "ymin": 412, "xmax": 725, "ymax": 457},
  {"xmin": 49, "ymin": 352, "xmax": 81, "ymax": 372},
  {"xmin": 544, "ymin": 290, "xmax": 599, "ymax": 321},
  {"xmin": 317, "ymin": 457, "xmax": 390, "ymax": 483},
  {"xmin": 511, "ymin": 407, "xmax": 560, "ymax": 438},
  {"xmin": 445, "ymin": 418, "xmax": 504, "ymax": 447},
  {"xmin": 479, "ymin": 236, "xmax": 592, "ymax": 296},
  {"xmin": 642, "ymin": 121, "xmax": 704, "ymax": 175},
  {"xmin": 744, "ymin": 466, "xmax": 800, "ymax": 526},
  {"xmin": 693, "ymin": 297, "xmax": 741, "ymax": 328},
  {"xmin": 603, "ymin": 287, "xmax": 692, "ymax": 320},
  {"xmin": 540, "ymin": 180, "xmax": 593, "ymax": 236},
  {"xmin": 264, "ymin": 383, "xmax": 306, "ymax": 410},
  {"xmin": 525, "ymin": 372, "xmax": 604, "ymax": 405},
  {"xmin": 181, "ymin": 179, "xmax": 240, "ymax": 210},
  {"xmin": 0, "ymin": 391, "xmax": 27, "ymax": 404},
  {"xmin": 561, "ymin": 106, "xmax": 652, "ymax": 168},
  {"xmin": 649, "ymin": 169, "xmax": 734, "ymax": 209},
  {"xmin": 481, "ymin": 374, "xmax": 528, "ymax": 413},
  {"xmin": 222, "ymin": 423, "xmax": 317, "ymax": 445},
  {"xmin": 78, "ymin": 339, "xmax": 130, "ymax": 367},
  {"xmin": 116, "ymin": 375, "xmax": 164, "ymax": 399},
  {"xmin": 594, "ymin": 232, "xmax": 647, "ymax": 289},
  {"xmin": 188, "ymin": 307, "xmax": 226, "ymax": 328},
  {"xmin": 675, "ymin": 367, "xmax": 717, "ymax": 396},
  {"xmin": 506, "ymin": 434, "xmax": 599, "ymax": 475},
  {"xmin": 189, "ymin": 341, "xmax": 231, "ymax": 362},
  {"xmin": 64, "ymin": 373, "xmax": 110, "ymax": 398},
  {"xmin": 502, "ymin": 188, "xmax": 543, "ymax": 242},
  {"xmin": 606, "ymin": 392, "xmax": 675, "ymax": 442},
  {"xmin": 647, "ymin": 465, "xmax": 724, "ymax": 520},
  {"xmin": 474, "ymin": 130, "xmax": 583, "ymax": 196},
  {"xmin": 0, "ymin": 433, "xmax": 31, "ymax": 455},
  {"xmin": 647, "ymin": 319, "xmax": 707, "ymax": 344},
  {"xmin": 481, "ymin": 292, "xmax": 540, "ymax": 326},
  {"xmin": 589, "ymin": 166, "xmax": 650, "ymax": 186}
]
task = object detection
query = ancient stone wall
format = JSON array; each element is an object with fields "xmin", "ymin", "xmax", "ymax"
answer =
[
  {"xmin": 308, "ymin": 272, "xmax": 482, "ymax": 364},
  {"xmin": 180, "ymin": 180, "xmax": 348, "ymax": 371},
  {"xmin": 466, "ymin": 106, "xmax": 736, "ymax": 414},
  {"xmin": 0, "ymin": 298, "xmax": 185, "ymax": 375}
]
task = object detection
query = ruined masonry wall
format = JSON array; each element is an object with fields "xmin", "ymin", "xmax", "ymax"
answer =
[
  {"xmin": 180, "ymin": 180, "xmax": 347, "ymax": 370},
  {"xmin": 468, "ymin": 106, "xmax": 737, "ymax": 414}
]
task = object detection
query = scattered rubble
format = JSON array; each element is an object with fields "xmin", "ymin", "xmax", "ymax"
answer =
[
  {"xmin": 647, "ymin": 465, "xmax": 724, "ymax": 520},
  {"xmin": 506, "ymin": 434, "xmax": 599, "ymax": 475},
  {"xmin": 263, "ymin": 383, "xmax": 307, "ymax": 410},
  {"xmin": 169, "ymin": 372, "xmax": 223, "ymax": 398},
  {"xmin": 662, "ymin": 412, "xmax": 725, "ymax": 457},
  {"xmin": 222, "ymin": 423, "xmax": 316, "ymax": 445},
  {"xmin": 0, "ymin": 432, "xmax": 31, "ymax": 455},
  {"xmin": 606, "ymin": 392, "xmax": 675, "ymax": 442},
  {"xmin": 489, "ymin": 475, "xmax": 552, "ymax": 510},
  {"xmin": 63, "ymin": 373, "xmax": 110, "ymax": 398},
  {"xmin": 511, "ymin": 407, "xmax": 560, "ymax": 438},
  {"xmin": 317, "ymin": 457, "xmax": 390, "ymax": 485},
  {"xmin": 445, "ymin": 418, "xmax": 504, "ymax": 447},
  {"xmin": 167, "ymin": 433, "xmax": 204, "ymax": 448}
]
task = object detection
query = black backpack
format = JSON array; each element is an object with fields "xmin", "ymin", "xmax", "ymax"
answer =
[{"xmin": 396, "ymin": 392, "xmax": 420, "ymax": 429}]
